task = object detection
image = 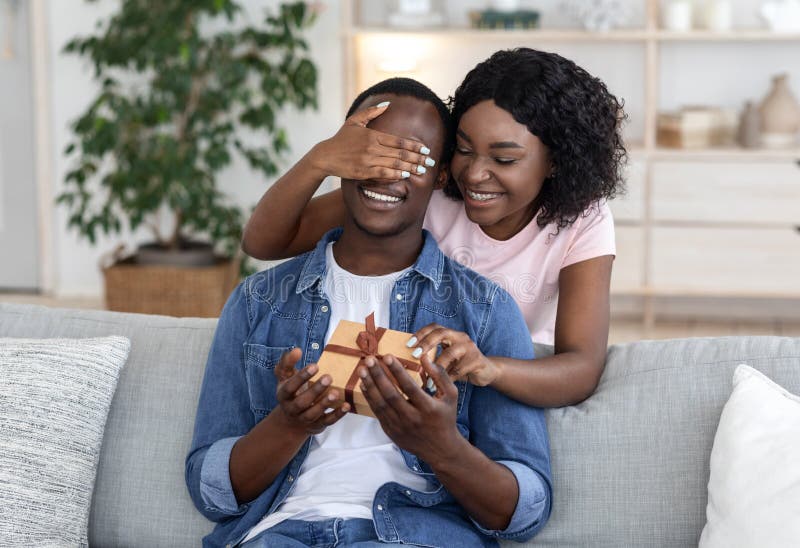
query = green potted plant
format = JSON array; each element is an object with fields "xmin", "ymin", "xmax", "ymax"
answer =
[{"xmin": 58, "ymin": 0, "xmax": 318, "ymax": 316}]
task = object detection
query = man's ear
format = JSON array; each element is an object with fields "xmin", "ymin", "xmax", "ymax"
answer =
[{"xmin": 433, "ymin": 165, "xmax": 449, "ymax": 190}]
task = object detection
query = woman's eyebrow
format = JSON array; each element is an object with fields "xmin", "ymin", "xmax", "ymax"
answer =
[
  {"xmin": 457, "ymin": 128, "xmax": 523, "ymax": 149},
  {"xmin": 489, "ymin": 141, "xmax": 524, "ymax": 150}
]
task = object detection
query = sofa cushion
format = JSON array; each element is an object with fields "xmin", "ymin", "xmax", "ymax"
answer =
[
  {"xmin": 0, "ymin": 335, "xmax": 129, "ymax": 546},
  {"xmin": 528, "ymin": 336, "xmax": 800, "ymax": 548},
  {"xmin": 0, "ymin": 304, "xmax": 216, "ymax": 547},
  {"xmin": 699, "ymin": 364, "xmax": 800, "ymax": 548}
]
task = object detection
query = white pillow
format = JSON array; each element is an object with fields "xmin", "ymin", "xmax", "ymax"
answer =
[
  {"xmin": 0, "ymin": 336, "xmax": 130, "ymax": 546},
  {"xmin": 699, "ymin": 364, "xmax": 800, "ymax": 548}
]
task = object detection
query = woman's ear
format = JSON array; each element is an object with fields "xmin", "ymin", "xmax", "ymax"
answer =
[{"xmin": 434, "ymin": 165, "xmax": 449, "ymax": 190}]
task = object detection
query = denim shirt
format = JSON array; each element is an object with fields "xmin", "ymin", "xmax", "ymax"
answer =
[{"xmin": 186, "ymin": 229, "xmax": 552, "ymax": 548}]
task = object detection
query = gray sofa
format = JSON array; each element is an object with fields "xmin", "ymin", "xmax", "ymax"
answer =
[{"xmin": 1, "ymin": 302, "xmax": 798, "ymax": 547}]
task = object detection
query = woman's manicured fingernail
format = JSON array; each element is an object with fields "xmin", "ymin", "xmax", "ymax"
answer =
[
  {"xmin": 425, "ymin": 157, "xmax": 436, "ymax": 167},
  {"xmin": 420, "ymin": 146, "xmax": 430, "ymax": 155},
  {"xmin": 416, "ymin": 165, "xmax": 426, "ymax": 174},
  {"xmin": 412, "ymin": 347, "xmax": 423, "ymax": 358},
  {"xmin": 426, "ymin": 378, "xmax": 436, "ymax": 392},
  {"xmin": 401, "ymin": 170, "xmax": 411, "ymax": 178},
  {"xmin": 321, "ymin": 376, "xmax": 331, "ymax": 386},
  {"xmin": 376, "ymin": 101, "xmax": 390, "ymax": 108},
  {"xmin": 406, "ymin": 336, "xmax": 417, "ymax": 348}
]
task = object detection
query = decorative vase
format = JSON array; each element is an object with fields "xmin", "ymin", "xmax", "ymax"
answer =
[
  {"xmin": 737, "ymin": 101, "xmax": 761, "ymax": 149},
  {"xmin": 760, "ymin": 0, "xmax": 800, "ymax": 32},
  {"xmin": 758, "ymin": 74, "xmax": 800, "ymax": 148},
  {"xmin": 703, "ymin": 0, "xmax": 733, "ymax": 31},
  {"xmin": 663, "ymin": 0, "xmax": 693, "ymax": 31}
]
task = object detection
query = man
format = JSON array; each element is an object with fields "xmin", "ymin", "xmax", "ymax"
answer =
[{"xmin": 186, "ymin": 78, "xmax": 552, "ymax": 548}]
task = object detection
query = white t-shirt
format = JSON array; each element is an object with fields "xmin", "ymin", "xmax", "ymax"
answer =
[
  {"xmin": 423, "ymin": 190, "xmax": 616, "ymax": 344},
  {"xmin": 242, "ymin": 243, "xmax": 428, "ymax": 541}
]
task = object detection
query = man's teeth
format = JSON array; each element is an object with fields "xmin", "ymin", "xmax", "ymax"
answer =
[
  {"xmin": 467, "ymin": 190, "xmax": 501, "ymax": 201},
  {"xmin": 362, "ymin": 188, "xmax": 402, "ymax": 203}
]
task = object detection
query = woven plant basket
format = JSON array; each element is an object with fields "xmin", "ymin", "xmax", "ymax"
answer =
[{"xmin": 103, "ymin": 256, "xmax": 240, "ymax": 318}]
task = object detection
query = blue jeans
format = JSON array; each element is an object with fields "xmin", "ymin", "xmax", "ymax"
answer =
[{"xmin": 240, "ymin": 518, "xmax": 408, "ymax": 547}]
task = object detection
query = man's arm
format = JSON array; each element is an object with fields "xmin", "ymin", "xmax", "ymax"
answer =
[
  {"xmin": 229, "ymin": 349, "xmax": 349, "ymax": 503},
  {"xmin": 359, "ymin": 355, "xmax": 520, "ymax": 531},
  {"xmin": 468, "ymin": 290, "xmax": 553, "ymax": 540},
  {"xmin": 185, "ymin": 284, "xmax": 348, "ymax": 520},
  {"xmin": 185, "ymin": 282, "xmax": 257, "ymax": 521}
]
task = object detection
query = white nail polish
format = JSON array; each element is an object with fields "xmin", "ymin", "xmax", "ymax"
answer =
[
  {"xmin": 420, "ymin": 146, "xmax": 430, "ymax": 155},
  {"xmin": 412, "ymin": 347, "xmax": 423, "ymax": 358},
  {"xmin": 425, "ymin": 157, "xmax": 435, "ymax": 167},
  {"xmin": 406, "ymin": 336, "xmax": 417, "ymax": 348},
  {"xmin": 376, "ymin": 101, "xmax": 390, "ymax": 108},
  {"xmin": 416, "ymin": 165, "xmax": 426, "ymax": 174},
  {"xmin": 401, "ymin": 171, "xmax": 410, "ymax": 178},
  {"xmin": 426, "ymin": 378, "xmax": 436, "ymax": 392}
]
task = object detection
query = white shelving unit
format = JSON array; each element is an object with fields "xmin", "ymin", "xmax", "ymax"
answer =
[{"xmin": 342, "ymin": 0, "xmax": 800, "ymax": 328}]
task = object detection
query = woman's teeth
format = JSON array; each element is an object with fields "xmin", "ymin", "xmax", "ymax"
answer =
[
  {"xmin": 467, "ymin": 190, "xmax": 502, "ymax": 201},
  {"xmin": 362, "ymin": 188, "xmax": 403, "ymax": 203}
]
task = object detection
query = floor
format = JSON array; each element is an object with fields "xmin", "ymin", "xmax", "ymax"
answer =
[{"xmin": 3, "ymin": 292, "xmax": 799, "ymax": 344}]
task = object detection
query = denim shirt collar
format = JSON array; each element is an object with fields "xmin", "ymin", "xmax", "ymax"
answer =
[{"xmin": 295, "ymin": 228, "xmax": 445, "ymax": 294}]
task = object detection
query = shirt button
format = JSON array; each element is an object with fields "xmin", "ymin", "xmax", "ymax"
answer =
[
  {"xmin": 405, "ymin": 490, "xmax": 411, "ymax": 496},
  {"xmin": 321, "ymin": 305, "xmax": 329, "ymax": 312},
  {"xmin": 311, "ymin": 342, "xmax": 320, "ymax": 350},
  {"xmin": 287, "ymin": 475, "xmax": 294, "ymax": 483},
  {"xmin": 413, "ymin": 466, "xmax": 419, "ymax": 471},
  {"xmin": 377, "ymin": 504, "xmax": 384, "ymax": 511},
  {"xmin": 395, "ymin": 294, "xmax": 403, "ymax": 301}
]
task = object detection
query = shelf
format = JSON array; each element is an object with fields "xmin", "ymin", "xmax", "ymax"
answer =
[
  {"xmin": 348, "ymin": 27, "xmax": 800, "ymax": 43},
  {"xmin": 347, "ymin": 27, "xmax": 651, "ymax": 41},
  {"xmin": 650, "ymin": 146, "xmax": 800, "ymax": 161},
  {"xmin": 655, "ymin": 29, "xmax": 800, "ymax": 42},
  {"xmin": 612, "ymin": 286, "xmax": 800, "ymax": 299},
  {"xmin": 627, "ymin": 144, "xmax": 800, "ymax": 161}
]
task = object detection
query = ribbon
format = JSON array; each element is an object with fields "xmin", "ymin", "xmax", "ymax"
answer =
[{"xmin": 323, "ymin": 312, "xmax": 428, "ymax": 413}]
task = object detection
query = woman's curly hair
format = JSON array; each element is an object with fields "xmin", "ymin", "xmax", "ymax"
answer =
[{"xmin": 446, "ymin": 48, "xmax": 628, "ymax": 231}]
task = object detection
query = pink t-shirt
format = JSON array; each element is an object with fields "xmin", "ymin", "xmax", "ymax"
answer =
[{"xmin": 423, "ymin": 190, "xmax": 616, "ymax": 345}]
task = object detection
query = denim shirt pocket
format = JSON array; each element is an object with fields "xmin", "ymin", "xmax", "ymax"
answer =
[{"xmin": 244, "ymin": 343, "xmax": 292, "ymax": 418}]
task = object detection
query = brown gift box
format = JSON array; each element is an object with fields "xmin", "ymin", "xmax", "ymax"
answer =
[{"xmin": 311, "ymin": 313, "xmax": 435, "ymax": 419}]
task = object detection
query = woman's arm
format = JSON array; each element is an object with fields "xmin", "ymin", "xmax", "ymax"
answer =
[
  {"xmin": 242, "ymin": 103, "xmax": 433, "ymax": 260},
  {"xmin": 489, "ymin": 255, "xmax": 613, "ymax": 407},
  {"xmin": 241, "ymin": 156, "xmax": 345, "ymax": 260},
  {"xmin": 409, "ymin": 255, "xmax": 613, "ymax": 407}
]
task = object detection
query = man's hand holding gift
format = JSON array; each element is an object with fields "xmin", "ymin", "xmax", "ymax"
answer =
[
  {"xmin": 358, "ymin": 354, "xmax": 464, "ymax": 467},
  {"xmin": 274, "ymin": 348, "xmax": 349, "ymax": 436}
]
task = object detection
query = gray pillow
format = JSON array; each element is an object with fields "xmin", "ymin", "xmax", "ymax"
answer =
[{"xmin": 0, "ymin": 336, "xmax": 130, "ymax": 547}]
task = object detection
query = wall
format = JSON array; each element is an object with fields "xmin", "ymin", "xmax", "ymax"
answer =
[
  {"xmin": 0, "ymin": 0, "xmax": 38, "ymax": 289},
  {"xmin": 44, "ymin": 0, "xmax": 344, "ymax": 297}
]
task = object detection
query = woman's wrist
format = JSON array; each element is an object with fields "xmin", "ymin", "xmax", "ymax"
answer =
[{"xmin": 305, "ymin": 140, "xmax": 333, "ymax": 180}]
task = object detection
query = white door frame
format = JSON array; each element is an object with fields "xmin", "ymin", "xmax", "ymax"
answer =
[{"xmin": 29, "ymin": 0, "xmax": 54, "ymax": 294}]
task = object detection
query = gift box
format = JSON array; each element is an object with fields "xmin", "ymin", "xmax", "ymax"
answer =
[{"xmin": 311, "ymin": 313, "xmax": 435, "ymax": 419}]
